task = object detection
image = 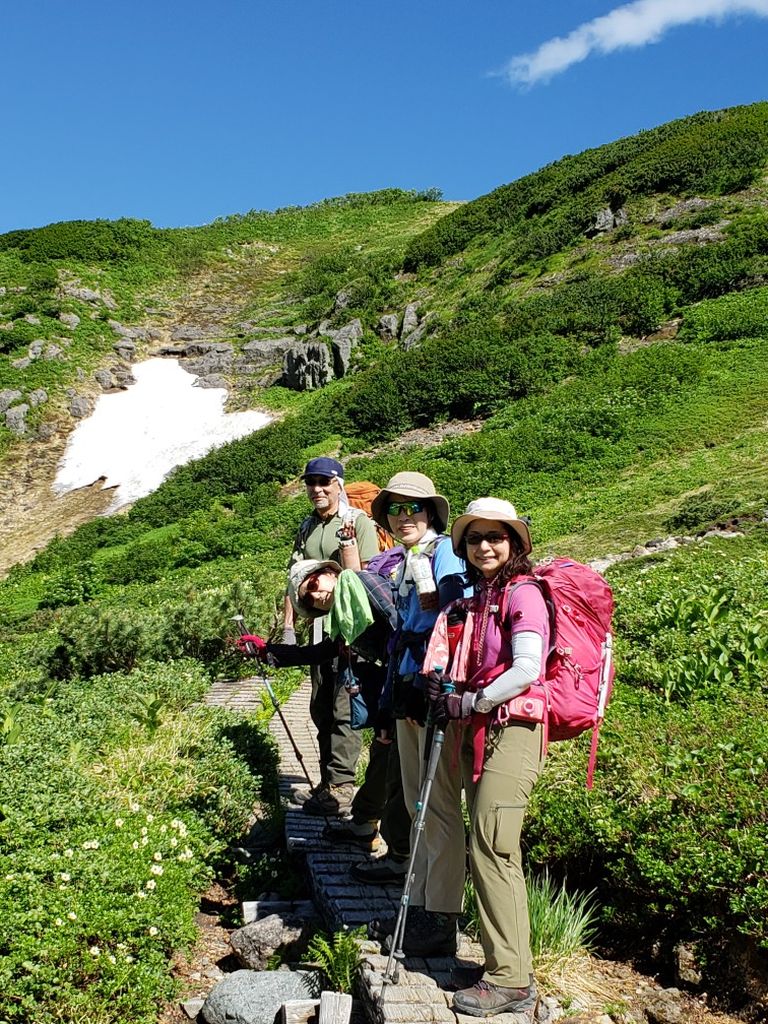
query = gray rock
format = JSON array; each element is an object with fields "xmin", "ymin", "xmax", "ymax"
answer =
[
  {"xmin": 94, "ymin": 368, "xmax": 115, "ymax": 390},
  {"xmin": 108, "ymin": 320, "xmax": 148, "ymax": 341},
  {"xmin": 23, "ymin": 314, "xmax": 41, "ymax": 325},
  {"xmin": 282, "ymin": 343, "xmax": 333, "ymax": 391},
  {"xmin": 70, "ymin": 395, "xmax": 93, "ymax": 419},
  {"xmin": 5, "ymin": 404, "xmax": 29, "ymax": 436},
  {"xmin": 240, "ymin": 338, "xmax": 298, "ymax": 365},
  {"xmin": 659, "ymin": 197, "xmax": 713, "ymax": 226},
  {"xmin": 181, "ymin": 997, "xmax": 205, "ymax": 1019},
  {"xmin": 112, "ymin": 365, "xmax": 136, "ymax": 389},
  {"xmin": 28, "ymin": 340, "xmax": 45, "ymax": 359},
  {"xmin": 194, "ymin": 374, "xmax": 228, "ymax": 389},
  {"xmin": 586, "ymin": 206, "xmax": 628, "ymax": 236},
  {"xmin": 400, "ymin": 320, "xmax": 428, "ymax": 350},
  {"xmin": 377, "ymin": 313, "xmax": 399, "ymax": 341},
  {"xmin": 11, "ymin": 357, "xmax": 31, "ymax": 370},
  {"xmin": 63, "ymin": 286, "xmax": 101, "ymax": 304},
  {"xmin": 330, "ymin": 319, "xmax": 363, "ymax": 377},
  {"xmin": 230, "ymin": 913, "xmax": 315, "ymax": 970},
  {"xmin": 44, "ymin": 344, "xmax": 65, "ymax": 360},
  {"xmin": 184, "ymin": 350, "xmax": 233, "ymax": 376},
  {"xmin": 644, "ymin": 988, "xmax": 683, "ymax": 1024},
  {"xmin": 317, "ymin": 320, "xmax": 336, "ymax": 337},
  {"xmin": 201, "ymin": 969, "xmax": 320, "ymax": 1024},
  {"xmin": 59, "ymin": 312, "xmax": 81, "ymax": 329},
  {"xmin": 171, "ymin": 325, "xmax": 221, "ymax": 342},
  {"xmin": 113, "ymin": 340, "xmax": 136, "ymax": 361},
  {"xmin": 28, "ymin": 389, "xmax": 48, "ymax": 407},
  {"xmin": 185, "ymin": 341, "xmax": 233, "ymax": 357},
  {"xmin": 674, "ymin": 942, "xmax": 703, "ymax": 986},
  {"xmin": 293, "ymin": 324, "xmax": 308, "ymax": 335},
  {"xmin": 334, "ymin": 288, "xmax": 352, "ymax": 312},
  {"xmin": 401, "ymin": 303, "xmax": 419, "ymax": 338},
  {"xmin": 0, "ymin": 390, "xmax": 23, "ymax": 414}
]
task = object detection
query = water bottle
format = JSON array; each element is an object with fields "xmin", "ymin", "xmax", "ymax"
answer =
[{"xmin": 411, "ymin": 548, "xmax": 438, "ymax": 611}]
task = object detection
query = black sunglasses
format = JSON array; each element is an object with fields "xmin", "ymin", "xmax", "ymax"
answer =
[
  {"xmin": 386, "ymin": 500, "xmax": 426, "ymax": 516},
  {"xmin": 304, "ymin": 475, "xmax": 335, "ymax": 487}
]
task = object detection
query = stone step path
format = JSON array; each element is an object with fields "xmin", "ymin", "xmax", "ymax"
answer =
[{"xmin": 207, "ymin": 676, "xmax": 527, "ymax": 1023}]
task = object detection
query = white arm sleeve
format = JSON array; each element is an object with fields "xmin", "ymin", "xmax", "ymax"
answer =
[{"xmin": 479, "ymin": 631, "xmax": 543, "ymax": 707}]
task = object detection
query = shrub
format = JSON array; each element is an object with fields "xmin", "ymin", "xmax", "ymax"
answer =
[{"xmin": 679, "ymin": 285, "xmax": 768, "ymax": 342}]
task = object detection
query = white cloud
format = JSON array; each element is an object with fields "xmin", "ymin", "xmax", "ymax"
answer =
[{"xmin": 505, "ymin": 0, "xmax": 768, "ymax": 86}]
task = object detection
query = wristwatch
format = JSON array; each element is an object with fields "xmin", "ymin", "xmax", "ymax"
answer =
[{"xmin": 473, "ymin": 694, "xmax": 494, "ymax": 714}]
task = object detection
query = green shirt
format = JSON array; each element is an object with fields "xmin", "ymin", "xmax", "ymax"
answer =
[{"xmin": 289, "ymin": 508, "xmax": 379, "ymax": 568}]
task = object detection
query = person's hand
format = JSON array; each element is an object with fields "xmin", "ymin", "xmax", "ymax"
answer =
[
  {"xmin": 432, "ymin": 691, "xmax": 474, "ymax": 728},
  {"xmin": 374, "ymin": 706, "xmax": 395, "ymax": 743},
  {"xmin": 281, "ymin": 626, "xmax": 297, "ymax": 645},
  {"xmin": 236, "ymin": 634, "xmax": 267, "ymax": 657},
  {"xmin": 423, "ymin": 670, "xmax": 446, "ymax": 703},
  {"xmin": 402, "ymin": 687, "xmax": 427, "ymax": 728}
]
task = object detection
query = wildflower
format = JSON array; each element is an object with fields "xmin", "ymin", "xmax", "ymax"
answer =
[
  {"xmin": 67, "ymin": 912, "xmax": 77, "ymax": 921},
  {"xmin": 141, "ymin": 836, "xmax": 149, "ymax": 846},
  {"xmin": 136, "ymin": 890, "xmax": 147, "ymax": 899},
  {"xmin": 150, "ymin": 864, "xmax": 163, "ymax": 876},
  {"xmin": 60, "ymin": 873, "xmax": 71, "ymax": 882},
  {"xmin": 108, "ymin": 953, "xmax": 117, "ymax": 964},
  {"xmin": 55, "ymin": 918, "xmax": 64, "ymax": 927},
  {"xmin": 64, "ymin": 849, "xmax": 74, "ymax": 858},
  {"xmin": 125, "ymin": 954, "xmax": 135, "ymax": 963},
  {"xmin": 115, "ymin": 818, "xmax": 124, "ymax": 828},
  {"xmin": 148, "ymin": 926, "xmax": 158, "ymax": 936},
  {"xmin": 4, "ymin": 874, "xmax": 14, "ymax": 882},
  {"xmin": 132, "ymin": 841, "xmax": 140, "ymax": 851},
  {"xmin": 160, "ymin": 824, "xmax": 167, "ymax": 834},
  {"xmin": 82, "ymin": 840, "xmax": 99, "ymax": 850},
  {"xmin": 170, "ymin": 837, "xmax": 178, "ymax": 848},
  {"xmin": 141, "ymin": 827, "xmax": 148, "ymax": 836},
  {"xmin": 153, "ymin": 852, "xmax": 162, "ymax": 862},
  {"xmin": 145, "ymin": 879, "xmax": 157, "ymax": 890},
  {"xmin": 130, "ymin": 802, "xmax": 140, "ymax": 812},
  {"xmin": 89, "ymin": 946, "xmax": 100, "ymax": 957},
  {"xmin": 146, "ymin": 814, "xmax": 154, "ymax": 823}
]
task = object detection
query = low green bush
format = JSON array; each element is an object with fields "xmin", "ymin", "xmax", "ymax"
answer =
[{"xmin": 679, "ymin": 285, "xmax": 768, "ymax": 342}]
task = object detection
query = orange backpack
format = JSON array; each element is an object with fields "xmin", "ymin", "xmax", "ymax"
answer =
[{"xmin": 345, "ymin": 481, "xmax": 395, "ymax": 552}]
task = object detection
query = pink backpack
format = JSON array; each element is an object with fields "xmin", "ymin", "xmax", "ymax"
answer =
[{"xmin": 502, "ymin": 557, "xmax": 615, "ymax": 788}]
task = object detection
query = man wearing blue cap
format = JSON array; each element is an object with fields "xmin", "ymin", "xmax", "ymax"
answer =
[{"xmin": 286, "ymin": 456, "xmax": 380, "ymax": 816}]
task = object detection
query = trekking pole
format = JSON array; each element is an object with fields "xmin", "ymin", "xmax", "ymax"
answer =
[
  {"xmin": 380, "ymin": 674, "xmax": 455, "ymax": 994},
  {"xmin": 232, "ymin": 615, "xmax": 317, "ymax": 793}
]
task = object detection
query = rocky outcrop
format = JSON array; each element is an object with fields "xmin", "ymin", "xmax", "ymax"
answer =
[
  {"xmin": 586, "ymin": 206, "xmax": 628, "ymax": 236},
  {"xmin": 113, "ymin": 339, "xmax": 136, "ymax": 362},
  {"xmin": 282, "ymin": 343, "xmax": 333, "ymax": 391},
  {"xmin": 68, "ymin": 394, "xmax": 94, "ymax": 419},
  {"xmin": 377, "ymin": 313, "xmax": 399, "ymax": 341},
  {"xmin": 58, "ymin": 312, "xmax": 81, "ymax": 330},
  {"xmin": 330, "ymin": 318, "xmax": 363, "ymax": 377},
  {"xmin": 60, "ymin": 284, "xmax": 117, "ymax": 309},
  {"xmin": 229, "ymin": 913, "xmax": 316, "ymax": 970},
  {"xmin": 0, "ymin": 390, "xmax": 22, "ymax": 414},
  {"xmin": 401, "ymin": 302, "xmax": 419, "ymax": 338},
  {"xmin": 108, "ymin": 320, "xmax": 150, "ymax": 342},
  {"xmin": 28, "ymin": 389, "xmax": 48, "ymax": 407}
]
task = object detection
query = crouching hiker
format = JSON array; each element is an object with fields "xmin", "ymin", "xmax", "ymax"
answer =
[
  {"xmin": 238, "ymin": 558, "xmax": 410, "ymax": 862},
  {"xmin": 424, "ymin": 498, "xmax": 547, "ymax": 1019},
  {"xmin": 284, "ymin": 457, "xmax": 381, "ymax": 817},
  {"xmin": 364, "ymin": 472, "xmax": 468, "ymax": 956}
]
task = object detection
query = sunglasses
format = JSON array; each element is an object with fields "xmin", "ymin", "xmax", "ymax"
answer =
[
  {"xmin": 304, "ymin": 475, "xmax": 335, "ymax": 487},
  {"xmin": 387, "ymin": 500, "xmax": 426, "ymax": 517},
  {"xmin": 465, "ymin": 531, "xmax": 510, "ymax": 546},
  {"xmin": 299, "ymin": 571, "xmax": 334, "ymax": 607}
]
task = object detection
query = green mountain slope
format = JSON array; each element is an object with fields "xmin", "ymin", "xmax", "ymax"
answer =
[{"xmin": 1, "ymin": 106, "xmax": 767, "ymax": 1021}]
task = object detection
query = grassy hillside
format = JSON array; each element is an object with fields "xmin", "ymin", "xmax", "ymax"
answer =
[{"xmin": 1, "ymin": 106, "xmax": 767, "ymax": 1021}]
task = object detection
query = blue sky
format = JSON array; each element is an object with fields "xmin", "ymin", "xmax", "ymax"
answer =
[{"xmin": 2, "ymin": 0, "xmax": 767, "ymax": 234}]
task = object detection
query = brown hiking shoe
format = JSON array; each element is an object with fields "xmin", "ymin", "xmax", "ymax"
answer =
[
  {"xmin": 322, "ymin": 817, "xmax": 380, "ymax": 852},
  {"xmin": 302, "ymin": 782, "xmax": 354, "ymax": 816},
  {"xmin": 452, "ymin": 978, "xmax": 538, "ymax": 1018}
]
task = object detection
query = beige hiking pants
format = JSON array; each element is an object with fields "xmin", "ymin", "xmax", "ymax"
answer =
[{"xmin": 462, "ymin": 721, "xmax": 545, "ymax": 989}]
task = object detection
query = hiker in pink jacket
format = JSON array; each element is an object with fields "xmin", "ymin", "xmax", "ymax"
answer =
[{"xmin": 427, "ymin": 497, "xmax": 549, "ymax": 1020}]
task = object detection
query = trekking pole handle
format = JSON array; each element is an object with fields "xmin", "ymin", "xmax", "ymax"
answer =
[{"xmin": 232, "ymin": 615, "xmax": 262, "ymax": 659}]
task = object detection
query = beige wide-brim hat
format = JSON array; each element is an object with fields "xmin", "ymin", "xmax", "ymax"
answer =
[
  {"xmin": 370, "ymin": 471, "xmax": 450, "ymax": 535},
  {"xmin": 451, "ymin": 497, "xmax": 532, "ymax": 555},
  {"xmin": 287, "ymin": 558, "xmax": 341, "ymax": 619}
]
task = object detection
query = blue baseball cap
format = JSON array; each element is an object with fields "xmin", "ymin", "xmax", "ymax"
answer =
[{"xmin": 300, "ymin": 457, "xmax": 344, "ymax": 480}]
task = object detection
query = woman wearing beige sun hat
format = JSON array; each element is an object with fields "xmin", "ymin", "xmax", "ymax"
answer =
[
  {"xmin": 362, "ymin": 471, "xmax": 469, "ymax": 957},
  {"xmin": 423, "ymin": 497, "xmax": 546, "ymax": 1019}
]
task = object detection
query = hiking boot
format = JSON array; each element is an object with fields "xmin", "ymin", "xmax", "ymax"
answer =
[
  {"xmin": 383, "ymin": 910, "xmax": 458, "ymax": 957},
  {"xmin": 302, "ymin": 783, "xmax": 354, "ymax": 817},
  {"xmin": 368, "ymin": 905, "xmax": 427, "ymax": 942},
  {"xmin": 452, "ymin": 978, "xmax": 538, "ymax": 1018},
  {"xmin": 350, "ymin": 854, "xmax": 408, "ymax": 885},
  {"xmin": 322, "ymin": 817, "xmax": 380, "ymax": 852}
]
